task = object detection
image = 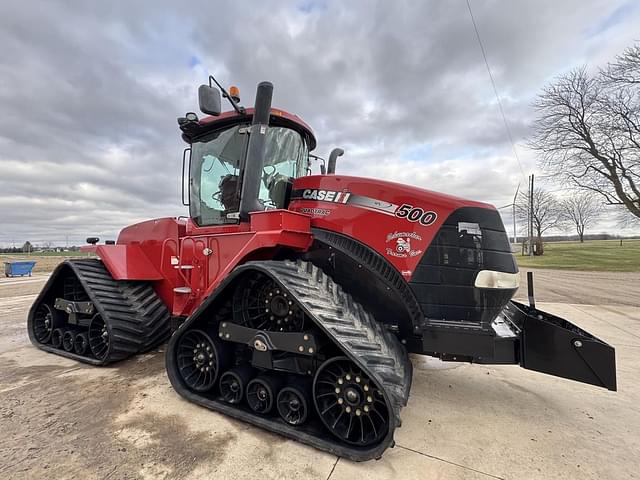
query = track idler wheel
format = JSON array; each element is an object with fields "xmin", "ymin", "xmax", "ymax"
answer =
[
  {"xmin": 88, "ymin": 313, "xmax": 110, "ymax": 361},
  {"xmin": 277, "ymin": 382, "xmax": 311, "ymax": 426},
  {"xmin": 51, "ymin": 328, "xmax": 64, "ymax": 349},
  {"xmin": 246, "ymin": 375, "xmax": 282, "ymax": 414},
  {"xmin": 74, "ymin": 332, "xmax": 89, "ymax": 355},
  {"xmin": 219, "ymin": 366, "xmax": 254, "ymax": 404},
  {"xmin": 62, "ymin": 329, "xmax": 76, "ymax": 352},
  {"xmin": 176, "ymin": 329, "xmax": 227, "ymax": 392},
  {"xmin": 32, "ymin": 303, "xmax": 58, "ymax": 344},
  {"xmin": 314, "ymin": 356, "xmax": 389, "ymax": 446}
]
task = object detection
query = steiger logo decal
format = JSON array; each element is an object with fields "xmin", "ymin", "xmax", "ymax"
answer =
[{"xmin": 385, "ymin": 231, "xmax": 423, "ymax": 259}]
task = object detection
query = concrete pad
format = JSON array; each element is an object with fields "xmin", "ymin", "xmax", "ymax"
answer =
[
  {"xmin": 331, "ymin": 446, "xmax": 498, "ymax": 480},
  {"xmin": 1, "ymin": 293, "xmax": 639, "ymax": 479},
  {"xmin": 394, "ymin": 303, "xmax": 640, "ymax": 480}
]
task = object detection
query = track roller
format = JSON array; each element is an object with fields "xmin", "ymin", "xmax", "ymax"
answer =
[
  {"xmin": 277, "ymin": 382, "xmax": 311, "ymax": 426},
  {"xmin": 62, "ymin": 329, "xmax": 76, "ymax": 352},
  {"xmin": 51, "ymin": 328, "xmax": 64, "ymax": 349},
  {"xmin": 176, "ymin": 329, "xmax": 227, "ymax": 392},
  {"xmin": 219, "ymin": 365, "xmax": 254, "ymax": 404},
  {"xmin": 246, "ymin": 375, "xmax": 282, "ymax": 414},
  {"xmin": 74, "ymin": 332, "xmax": 89, "ymax": 355},
  {"xmin": 313, "ymin": 356, "xmax": 389, "ymax": 447}
]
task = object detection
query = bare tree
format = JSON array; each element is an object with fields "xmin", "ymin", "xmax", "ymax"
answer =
[
  {"xmin": 602, "ymin": 44, "xmax": 640, "ymax": 85},
  {"xmin": 516, "ymin": 188, "xmax": 564, "ymax": 255},
  {"xmin": 530, "ymin": 44, "xmax": 640, "ymax": 220},
  {"xmin": 561, "ymin": 193, "xmax": 602, "ymax": 242}
]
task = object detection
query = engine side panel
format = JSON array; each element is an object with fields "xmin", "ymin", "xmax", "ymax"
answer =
[{"xmin": 289, "ymin": 175, "xmax": 495, "ymax": 282}]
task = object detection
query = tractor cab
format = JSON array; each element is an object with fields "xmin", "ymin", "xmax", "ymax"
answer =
[{"xmin": 178, "ymin": 80, "xmax": 316, "ymax": 227}]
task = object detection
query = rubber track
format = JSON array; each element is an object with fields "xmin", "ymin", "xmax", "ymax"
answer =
[
  {"xmin": 28, "ymin": 259, "xmax": 170, "ymax": 365},
  {"xmin": 266, "ymin": 260, "xmax": 412, "ymax": 412},
  {"xmin": 166, "ymin": 259, "xmax": 412, "ymax": 460}
]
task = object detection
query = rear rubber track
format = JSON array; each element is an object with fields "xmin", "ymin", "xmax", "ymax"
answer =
[{"xmin": 28, "ymin": 259, "xmax": 170, "ymax": 365}]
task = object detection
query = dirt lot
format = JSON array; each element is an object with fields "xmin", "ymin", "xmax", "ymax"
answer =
[{"xmin": 0, "ymin": 272, "xmax": 639, "ymax": 479}]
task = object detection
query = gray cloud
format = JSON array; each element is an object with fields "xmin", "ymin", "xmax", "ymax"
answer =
[{"xmin": 1, "ymin": 0, "xmax": 639, "ymax": 246}]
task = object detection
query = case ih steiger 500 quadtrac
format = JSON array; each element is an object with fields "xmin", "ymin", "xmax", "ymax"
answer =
[{"xmin": 28, "ymin": 79, "xmax": 616, "ymax": 461}]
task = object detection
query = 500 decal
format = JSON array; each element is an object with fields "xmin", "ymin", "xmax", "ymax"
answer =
[{"xmin": 395, "ymin": 204, "xmax": 438, "ymax": 226}]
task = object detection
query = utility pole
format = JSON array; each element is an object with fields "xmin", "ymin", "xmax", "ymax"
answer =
[
  {"xmin": 529, "ymin": 174, "xmax": 534, "ymax": 256},
  {"xmin": 512, "ymin": 183, "xmax": 520, "ymax": 246}
]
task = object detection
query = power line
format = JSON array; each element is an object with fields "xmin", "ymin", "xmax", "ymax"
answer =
[{"xmin": 466, "ymin": 0, "xmax": 527, "ymax": 179}]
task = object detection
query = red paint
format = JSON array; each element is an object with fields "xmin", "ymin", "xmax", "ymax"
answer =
[
  {"xmin": 289, "ymin": 175, "xmax": 493, "ymax": 279},
  {"xmin": 85, "ymin": 245, "xmax": 163, "ymax": 280},
  {"xmin": 83, "ymin": 113, "xmax": 498, "ymax": 319}
]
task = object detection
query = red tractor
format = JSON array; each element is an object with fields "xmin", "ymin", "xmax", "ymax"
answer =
[{"xmin": 28, "ymin": 79, "xmax": 616, "ymax": 460}]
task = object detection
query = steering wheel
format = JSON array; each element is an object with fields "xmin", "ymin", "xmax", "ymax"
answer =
[{"xmin": 262, "ymin": 165, "xmax": 277, "ymax": 188}]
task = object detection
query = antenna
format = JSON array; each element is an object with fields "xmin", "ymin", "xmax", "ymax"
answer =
[{"xmin": 209, "ymin": 75, "xmax": 246, "ymax": 115}]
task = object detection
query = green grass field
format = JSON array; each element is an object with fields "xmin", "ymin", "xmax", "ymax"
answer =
[{"xmin": 515, "ymin": 239, "xmax": 640, "ymax": 272}]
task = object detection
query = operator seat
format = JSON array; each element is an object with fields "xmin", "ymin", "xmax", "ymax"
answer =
[
  {"xmin": 219, "ymin": 174, "xmax": 240, "ymax": 213},
  {"xmin": 266, "ymin": 173, "xmax": 293, "ymax": 209}
]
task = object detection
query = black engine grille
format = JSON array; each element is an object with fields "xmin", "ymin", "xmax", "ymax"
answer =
[{"xmin": 409, "ymin": 207, "xmax": 518, "ymax": 327}]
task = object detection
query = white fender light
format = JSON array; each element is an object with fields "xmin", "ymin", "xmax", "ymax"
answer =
[{"xmin": 474, "ymin": 270, "xmax": 520, "ymax": 289}]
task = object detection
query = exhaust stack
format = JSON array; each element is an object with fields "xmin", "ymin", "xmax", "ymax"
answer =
[{"xmin": 239, "ymin": 81, "xmax": 273, "ymax": 221}]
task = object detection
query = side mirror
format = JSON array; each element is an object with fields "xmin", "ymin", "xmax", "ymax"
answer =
[{"xmin": 198, "ymin": 85, "xmax": 221, "ymax": 116}]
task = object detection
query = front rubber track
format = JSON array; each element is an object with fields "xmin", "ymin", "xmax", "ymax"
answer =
[
  {"xmin": 166, "ymin": 260, "xmax": 412, "ymax": 461},
  {"xmin": 27, "ymin": 259, "xmax": 171, "ymax": 365}
]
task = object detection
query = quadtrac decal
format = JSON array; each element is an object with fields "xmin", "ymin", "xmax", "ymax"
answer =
[
  {"xmin": 385, "ymin": 231, "xmax": 424, "ymax": 258},
  {"xmin": 291, "ymin": 189, "xmax": 438, "ymax": 224},
  {"xmin": 299, "ymin": 207, "xmax": 331, "ymax": 216}
]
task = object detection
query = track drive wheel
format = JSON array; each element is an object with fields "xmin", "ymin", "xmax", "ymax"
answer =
[
  {"xmin": 233, "ymin": 273, "xmax": 305, "ymax": 332},
  {"xmin": 176, "ymin": 329, "xmax": 225, "ymax": 392},
  {"xmin": 313, "ymin": 357, "xmax": 389, "ymax": 446}
]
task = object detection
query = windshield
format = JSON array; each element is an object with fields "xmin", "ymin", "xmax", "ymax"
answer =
[{"xmin": 190, "ymin": 125, "xmax": 308, "ymax": 226}]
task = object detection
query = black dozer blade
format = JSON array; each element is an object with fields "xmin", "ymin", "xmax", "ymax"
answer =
[
  {"xmin": 503, "ymin": 301, "xmax": 617, "ymax": 391},
  {"xmin": 28, "ymin": 259, "xmax": 171, "ymax": 365}
]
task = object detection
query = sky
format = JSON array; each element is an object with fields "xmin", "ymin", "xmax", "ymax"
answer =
[{"xmin": 0, "ymin": 0, "xmax": 639, "ymax": 247}]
